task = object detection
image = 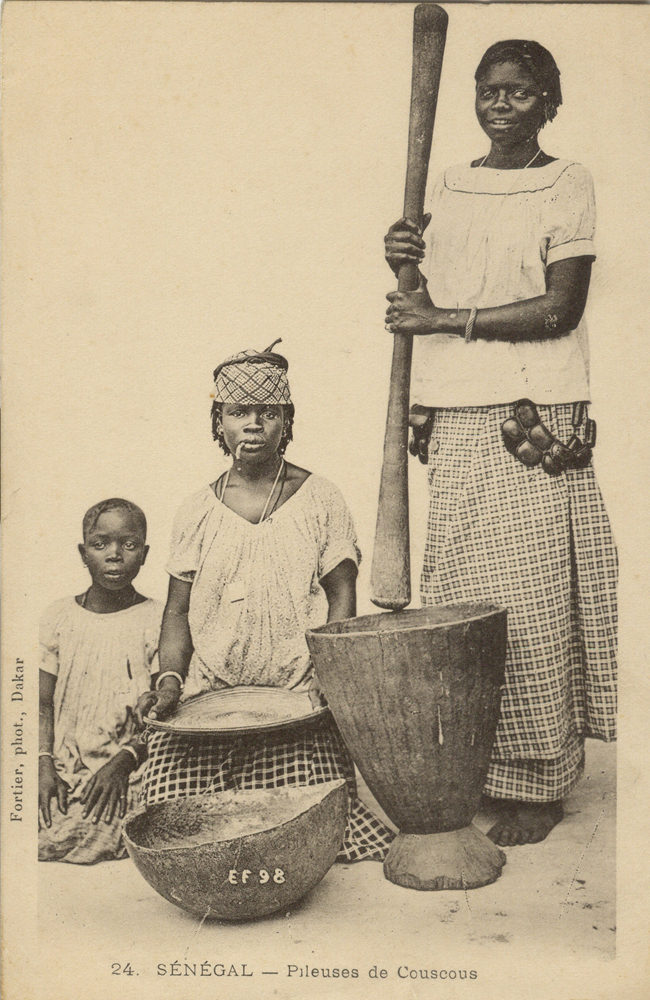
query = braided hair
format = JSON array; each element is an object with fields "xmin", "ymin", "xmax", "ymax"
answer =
[
  {"xmin": 475, "ymin": 40, "xmax": 563, "ymax": 124},
  {"xmin": 211, "ymin": 400, "xmax": 295, "ymax": 457}
]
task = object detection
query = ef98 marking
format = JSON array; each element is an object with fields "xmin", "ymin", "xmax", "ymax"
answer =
[{"xmin": 228, "ymin": 868, "xmax": 286, "ymax": 885}]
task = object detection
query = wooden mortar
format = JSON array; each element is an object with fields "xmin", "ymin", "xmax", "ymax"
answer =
[{"xmin": 306, "ymin": 603, "xmax": 507, "ymax": 890}]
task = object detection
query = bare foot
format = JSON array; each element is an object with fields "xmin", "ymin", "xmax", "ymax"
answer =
[{"xmin": 486, "ymin": 799, "xmax": 563, "ymax": 846}]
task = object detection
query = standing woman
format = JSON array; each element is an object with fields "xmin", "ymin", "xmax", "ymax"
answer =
[{"xmin": 384, "ymin": 40, "xmax": 617, "ymax": 845}]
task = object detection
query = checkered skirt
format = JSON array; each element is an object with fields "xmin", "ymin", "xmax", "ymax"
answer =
[
  {"xmin": 421, "ymin": 403, "xmax": 617, "ymax": 800},
  {"xmin": 142, "ymin": 717, "xmax": 394, "ymax": 863}
]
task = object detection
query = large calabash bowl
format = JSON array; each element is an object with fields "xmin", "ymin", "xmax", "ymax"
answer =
[{"xmin": 123, "ymin": 780, "xmax": 347, "ymax": 920}]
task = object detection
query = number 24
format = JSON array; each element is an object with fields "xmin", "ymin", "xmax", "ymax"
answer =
[{"xmin": 111, "ymin": 963, "xmax": 135, "ymax": 976}]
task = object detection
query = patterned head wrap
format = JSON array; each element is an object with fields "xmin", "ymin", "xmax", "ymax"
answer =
[
  {"xmin": 213, "ymin": 339, "xmax": 292, "ymax": 405},
  {"xmin": 475, "ymin": 40, "xmax": 563, "ymax": 124}
]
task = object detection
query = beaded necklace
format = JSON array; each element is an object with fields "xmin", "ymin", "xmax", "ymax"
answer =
[{"xmin": 218, "ymin": 458, "xmax": 285, "ymax": 524}]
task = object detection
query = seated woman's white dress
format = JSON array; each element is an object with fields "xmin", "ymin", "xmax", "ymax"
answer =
[{"xmin": 142, "ymin": 474, "xmax": 394, "ymax": 862}]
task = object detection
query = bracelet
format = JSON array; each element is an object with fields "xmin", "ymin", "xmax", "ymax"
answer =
[
  {"xmin": 465, "ymin": 306, "xmax": 478, "ymax": 342},
  {"xmin": 39, "ymin": 750, "xmax": 55, "ymax": 759},
  {"xmin": 121, "ymin": 744, "xmax": 140, "ymax": 767},
  {"xmin": 156, "ymin": 670, "xmax": 185, "ymax": 691}
]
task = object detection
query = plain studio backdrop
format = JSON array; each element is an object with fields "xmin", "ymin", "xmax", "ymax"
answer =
[{"xmin": 2, "ymin": 2, "xmax": 649, "ymax": 991}]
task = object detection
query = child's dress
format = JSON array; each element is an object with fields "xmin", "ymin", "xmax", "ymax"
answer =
[
  {"xmin": 142, "ymin": 475, "xmax": 394, "ymax": 861},
  {"xmin": 38, "ymin": 596, "xmax": 163, "ymax": 863}
]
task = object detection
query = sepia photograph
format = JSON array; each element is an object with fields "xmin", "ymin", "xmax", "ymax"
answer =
[{"xmin": 2, "ymin": 2, "xmax": 648, "ymax": 998}]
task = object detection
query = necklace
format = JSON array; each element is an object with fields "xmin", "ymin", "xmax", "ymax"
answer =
[
  {"xmin": 80, "ymin": 587, "xmax": 138, "ymax": 612},
  {"xmin": 477, "ymin": 147, "xmax": 542, "ymax": 171},
  {"xmin": 265, "ymin": 459, "xmax": 287, "ymax": 520},
  {"xmin": 218, "ymin": 458, "xmax": 285, "ymax": 524}
]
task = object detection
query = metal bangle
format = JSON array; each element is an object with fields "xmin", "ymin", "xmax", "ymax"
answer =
[
  {"xmin": 121, "ymin": 744, "xmax": 140, "ymax": 767},
  {"xmin": 155, "ymin": 670, "xmax": 185, "ymax": 691},
  {"xmin": 465, "ymin": 306, "xmax": 478, "ymax": 342}
]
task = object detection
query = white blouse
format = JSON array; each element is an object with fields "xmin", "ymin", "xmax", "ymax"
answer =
[
  {"xmin": 166, "ymin": 475, "xmax": 360, "ymax": 698},
  {"xmin": 412, "ymin": 159, "xmax": 596, "ymax": 407},
  {"xmin": 39, "ymin": 597, "xmax": 162, "ymax": 786}
]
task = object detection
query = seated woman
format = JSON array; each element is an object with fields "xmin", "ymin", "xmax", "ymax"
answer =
[{"xmin": 137, "ymin": 341, "xmax": 393, "ymax": 861}]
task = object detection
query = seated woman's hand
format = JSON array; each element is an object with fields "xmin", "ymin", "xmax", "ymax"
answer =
[
  {"xmin": 80, "ymin": 752, "xmax": 134, "ymax": 825},
  {"xmin": 385, "ymin": 274, "xmax": 441, "ymax": 336},
  {"xmin": 135, "ymin": 682, "xmax": 181, "ymax": 727},
  {"xmin": 38, "ymin": 757, "xmax": 70, "ymax": 828},
  {"xmin": 307, "ymin": 675, "xmax": 327, "ymax": 709},
  {"xmin": 384, "ymin": 214, "xmax": 431, "ymax": 275}
]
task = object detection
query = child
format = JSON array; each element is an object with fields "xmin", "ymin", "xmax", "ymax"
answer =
[
  {"xmin": 136, "ymin": 342, "xmax": 394, "ymax": 862},
  {"xmin": 38, "ymin": 498, "xmax": 163, "ymax": 863},
  {"xmin": 383, "ymin": 40, "xmax": 617, "ymax": 845}
]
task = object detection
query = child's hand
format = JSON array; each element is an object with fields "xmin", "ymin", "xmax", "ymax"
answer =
[
  {"xmin": 135, "ymin": 684, "xmax": 181, "ymax": 726},
  {"xmin": 80, "ymin": 752, "xmax": 134, "ymax": 825},
  {"xmin": 38, "ymin": 757, "xmax": 70, "ymax": 828}
]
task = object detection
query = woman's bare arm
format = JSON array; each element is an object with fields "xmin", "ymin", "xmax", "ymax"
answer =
[
  {"xmin": 309, "ymin": 559, "xmax": 357, "ymax": 706},
  {"xmin": 158, "ymin": 576, "xmax": 194, "ymax": 677},
  {"xmin": 320, "ymin": 559, "xmax": 357, "ymax": 623},
  {"xmin": 135, "ymin": 576, "xmax": 193, "ymax": 724},
  {"xmin": 386, "ymin": 256, "xmax": 592, "ymax": 342}
]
